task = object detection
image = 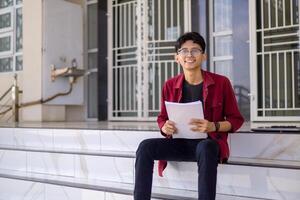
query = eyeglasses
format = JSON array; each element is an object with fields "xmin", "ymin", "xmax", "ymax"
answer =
[{"xmin": 177, "ymin": 48, "xmax": 203, "ymax": 57}]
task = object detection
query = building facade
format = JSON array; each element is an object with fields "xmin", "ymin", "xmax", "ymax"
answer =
[{"xmin": 0, "ymin": 0, "xmax": 299, "ymax": 126}]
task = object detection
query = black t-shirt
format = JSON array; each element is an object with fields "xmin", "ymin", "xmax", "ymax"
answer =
[{"xmin": 181, "ymin": 80, "xmax": 203, "ymax": 103}]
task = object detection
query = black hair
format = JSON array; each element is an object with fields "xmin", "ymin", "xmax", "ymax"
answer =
[{"xmin": 175, "ymin": 32, "xmax": 206, "ymax": 53}]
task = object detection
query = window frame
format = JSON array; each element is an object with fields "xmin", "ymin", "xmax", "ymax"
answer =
[{"xmin": 0, "ymin": 0, "xmax": 22, "ymax": 73}]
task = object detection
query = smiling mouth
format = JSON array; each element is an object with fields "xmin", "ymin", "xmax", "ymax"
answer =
[{"xmin": 184, "ymin": 60, "xmax": 195, "ymax": 63}]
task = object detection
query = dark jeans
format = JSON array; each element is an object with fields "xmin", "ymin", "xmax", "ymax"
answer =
[{"xmin": 134, "ymin": 138, "xmax": 219, "ymax": 200}]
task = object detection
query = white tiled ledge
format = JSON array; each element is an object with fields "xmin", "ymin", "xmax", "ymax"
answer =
[
  {"xmin": 0, "ymin": 169, "xmax": 265, "ymax": 200},
  {"xmin": 228, "ymin": 157, "xmax": 300, "ymax": 169},
  {"xmin": 0, "ymin": 145, "xmax": 135, "ymax": 158},
  {"xmin": 1, "ymin": 145, "xmax": 299, "ymax": 170}
]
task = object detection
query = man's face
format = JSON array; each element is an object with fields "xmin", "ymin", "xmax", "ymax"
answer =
[{"xmin": 175, "ymin": 40, "xmax": 206, "ymax": 71}]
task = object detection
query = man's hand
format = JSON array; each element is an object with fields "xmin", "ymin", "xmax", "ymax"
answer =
[
  {"xmin": 162, "ymin": 120, "xmax": 177, "ymax": 135},
  {"xmin": 189, "ymin": 119, "xmax": 216, "ymax": 133}
]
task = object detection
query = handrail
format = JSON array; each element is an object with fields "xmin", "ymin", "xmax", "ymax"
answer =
[
  {"xmin": 0, "ymin": 107, "xmax": 12, "ymax": 115},
  {"xmin": 0, "ymin": 63, "xmax": 83, "ymax": 122},
  {"xmin": 0, "ymin": 86, "xmax": 12, "ymax": 102},
  {"xmin": 19, "ymin": 82, "xmax": 73, "ymax": 108}
]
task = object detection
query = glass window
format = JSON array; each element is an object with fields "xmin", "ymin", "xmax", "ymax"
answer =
[
  {"xmin": 87, "ymin": 1, "xmax": 98, "ymax": 119},
  {"xmin": 0, "ymin": 12, "xmax": 11, "ymax": 29},
  {"xmin": 0, "ymin": 56, "xmax": 12, "ymax": 72},
  {"xmin": 211, "ymin": 0, "xmax": 250, "ymax": 120},
  {"xmin": 0, "ymin": 35, "xmax": 11, "ymax": 53},
  {"xmin": 213, "ymin": 0, "xmax": 232, "ymax": 32},
  {"xmin": 0, "ymin": 0, "xmax": 13, "ymax": 9},
  {"xmin": 0, "ymin": 0, "xmax": 22, "ymax": 72},
  {"xmin": 16, "ymin": 7, "xmax": 22, "ymax": 52},
  {"xmin": 214, "ymin": 36, "xmax": 232, "ymax": 56},
  {"xmin": 15, "ymin": 55, "xmax": 22, "ymax": 71},
  {"xmin": 88, "ymin": 3, "xmax": 98, "ymax": 49}
]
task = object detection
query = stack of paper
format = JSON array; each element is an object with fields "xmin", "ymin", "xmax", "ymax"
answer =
[{"xmin": 165, "ymin": 101, "xmax": 207, "ymax": 139}]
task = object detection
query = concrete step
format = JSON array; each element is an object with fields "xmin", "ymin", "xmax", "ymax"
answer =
[
  {"xmin": 0, "ymin": 127, "xmax": 300, "ymax": 199},
  {"xmin": 0, "ymin": 147, "xmax": 299, "ymax": 199},
  {"xmin": 0, "ymin": 169, "xmax": 270, "ymax": 200}
]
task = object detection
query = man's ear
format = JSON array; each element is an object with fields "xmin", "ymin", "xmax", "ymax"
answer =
[
  {"xmin": 174, "ymin": 54, "xmax": 180, "ymax": 63},
  {"xmin": 202, "ymin": 53, "xmax": 207, "ymax": 61}
]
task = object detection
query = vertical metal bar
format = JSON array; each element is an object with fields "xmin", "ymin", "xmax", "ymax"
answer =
[
  {"xmin": 114, "ymin": 69, "xmax": 118, "ymax": 113},
  {"xmin": 283, "ymin": 0, "xmax": 286, "ymax": 26},
  {"xmin": 136, "ymin": 0, "xmax": 142, "ymax": 118},
  {"xmin": 275, "ymin": 0, "xmax": 278, "ymax": 27},
  {"xmin": 124, "ymin": 4, "xmax": 127, "ymax": 47},
  {"xmin": 277, "ymin": 52, "xmax": 280, "ymax": 108},
  {"xmin": 12, "ymin": 74, "xmax": 19, "ymax": 122},
  {"xmin": 129, "ymin": 66, "xmax": 132, "ymax": 110},
  {"xmin": 120, "ymin": 5, "xmax": 123, "ymax": 47},
  {"xmin": 164, "ymin": 0, "xmax": 167, "ymax": 39},
  {"xmin": 134, "ymin": 66, "xmax": 137, "ymax": 111},
  {"xmin": 290, "ymin": 0, "xmax": 293, "ymax": 25},
  {"xmin": 143, "ymin": 0, "xmax": 149, "ymax": 118},
  {"xmin": 184, "ymin": 0, "xmax": 188, "ymax": 31},
  {"xmin": 124, "ymin": 67, "xmax": 127, "ymax": 111},
  {"xmin": 108, "ymin": 1, "xmax": 113, "ymax": 119},
  {"xmin": 170, "ymin": 0, "xmax": 173, "ymax": 37},
  {"xmin": 158, "ymin": 62, "xmax": 162, "ymax": 103},
  {"xmin": 291, "ymin": 51, "xmax": 295, "ymax": 108},
  {"xmin": 115, "ymin": 6, "xmax": 118, "ymax": 48},
  {"xmin": 132, "ymin": 3, "xmax": 137, "ymax": 45},
  {"xmin": 171, "ymin": 62, "xmax": 175, "ymax": 77},
  {"xmin": 152, "ymin": 0, "xmax": 155, "ymax": 40},
  {"xmin": 269, "ymin": 0, "xmax": 271, "ymax": 28},
  {"xmin": 262, "ymin": 0, "xmax": 266, "ymax": 116},
  {"xmin": 120, "ymin": 67, "xmax": 123, "ymax": 111},
  {"xmin": 164, "ymin": 62, "xmax": 168, "ymax": 85},
  {"xmin": 158, "ymin": 0, "xmax": 161, "ymax": 40},
  {"xmin": 177, "ymin": 0, "xmax": 180, "ymax": 36},
  {"xmin": 152, "ymin": 63, "xmax": 156, "ymax": 110},
  {"xmin": 269, "ymin": 53, "xmax": 273, "ymax": 108},
  {"xmin": 129, "ymin": 3, "xmax": 132, "ymax": 46},
  {"xmin": 262, "ymin": 54, "xmax": 265, "ymax": 115},
  {"xmin": 284, "ymin": 52, "xmax": 287, "ymax": 108},
  {"xmin": 209, "ymin": 0, "xmax": 214, "ymax": 73},
  {"xmin": 249, "ymin": 0, "xmax": 258, "ymax": 120}
]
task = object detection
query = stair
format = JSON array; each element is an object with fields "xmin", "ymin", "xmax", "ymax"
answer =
[{"xmin": 0, "ymin": 125, "xmax": 299, "ymax": 200}]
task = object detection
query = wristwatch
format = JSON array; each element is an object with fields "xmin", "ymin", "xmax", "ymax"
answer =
[{"xmin": 214, "ymin": 122, "xmax": 220, "ymax": 132}]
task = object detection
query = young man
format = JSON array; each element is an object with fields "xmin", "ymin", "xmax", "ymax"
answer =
[{"xmin": 134, "ymin": 32, "xmax": 244, "ymax": 200}]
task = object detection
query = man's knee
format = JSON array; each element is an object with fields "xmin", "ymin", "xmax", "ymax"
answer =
[
  {"xmin": 136, "ymin": 138, "xmax": 156, "ymax": 157},
  {"xmin": 195, "ymin": 139, "xmax": 219, "ymax": 158}
]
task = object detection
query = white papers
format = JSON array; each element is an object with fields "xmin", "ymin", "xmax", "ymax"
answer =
[{"xmin": 165, "ymin": 101, "xmax": 207, "ymax": 139}]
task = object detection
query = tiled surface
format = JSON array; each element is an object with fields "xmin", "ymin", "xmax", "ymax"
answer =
[
  {"xmin": 0, "ymin": 177, "xmax": 45, "ymax": 200},
  {"xmin": 53, "ymin": 129, "xmax": 101, "ymax": 151},
  {"xmin": 74, "ymin": 155, "xmax": 134, "ymax": 183},
  {"xmin": 27, "ymin": 152, "xmax": 75, "ymax": 177},
  {"xmin": 100, "ymin": 130, "xmax": 161, "ymax": 152},
  {"xmin": 230, "ymin": 134, "xmax": 300, "ymax": 161},
  {"xmin": 0, "ymin": 150, "xmax": 27, "ymax": 171},
  {"xmin": 1, "ymin": 126, "xmax": 300, "ymax": 199}
]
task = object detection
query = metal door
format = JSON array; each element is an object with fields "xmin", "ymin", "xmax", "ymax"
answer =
[
  {"xmin": 250, "ymin": 0, "xmax": 300, "ymax": 121},
  {"xmin": 108, "ymin": 0, "xmax": 191, "ymax": 120}
]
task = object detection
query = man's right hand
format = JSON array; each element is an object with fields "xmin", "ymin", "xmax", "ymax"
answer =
[{"xmin": 162, "ymin": 120, "xmax": 177, "ymax": 135}]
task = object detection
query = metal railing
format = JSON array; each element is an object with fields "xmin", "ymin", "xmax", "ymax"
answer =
[
  {"xmin": 0, "ymin": 74, "xmax": 75, "ymax": 122},
  {"xmin": 0, "ymin": 74, "xmax": 20, "ymax": 122}
]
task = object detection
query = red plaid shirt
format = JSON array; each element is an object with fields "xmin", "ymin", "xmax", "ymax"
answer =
[{"xmin": 157, "ymin": 70, "xmax": 244, "ymax": 176}]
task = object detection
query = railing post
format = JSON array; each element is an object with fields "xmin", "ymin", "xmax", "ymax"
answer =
[{"xmin": 11, "ymin": 74, "xmax": 19, "ymax": 122}]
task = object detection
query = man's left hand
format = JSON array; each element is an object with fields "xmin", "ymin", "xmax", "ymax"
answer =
[{"xmin": 189, "ymin": 119, "xmax": 216, "ymax": 133}]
